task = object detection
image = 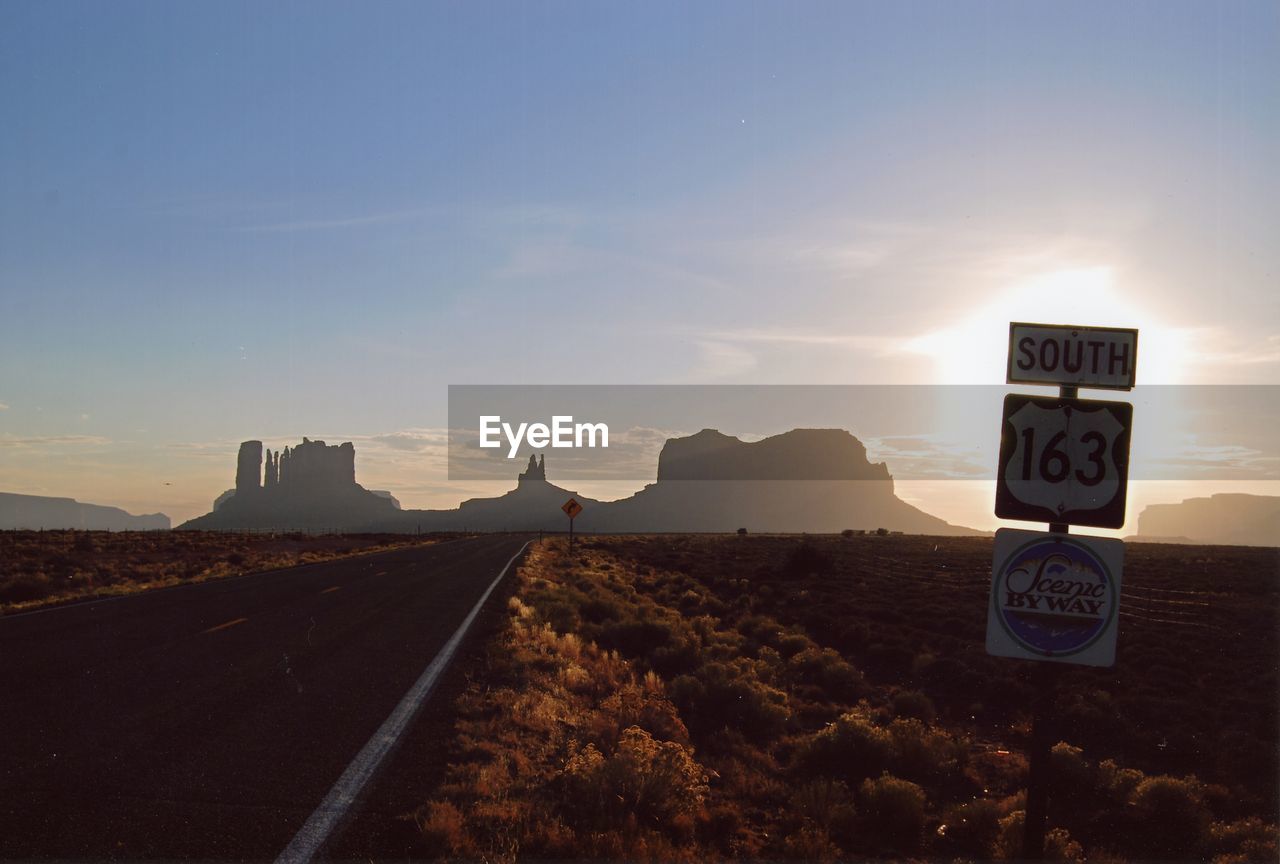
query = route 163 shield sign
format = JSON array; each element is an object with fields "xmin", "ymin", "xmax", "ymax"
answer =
[{"xmin": 995, "ymin": 394, "xmax": 1133, "ymax": 529}]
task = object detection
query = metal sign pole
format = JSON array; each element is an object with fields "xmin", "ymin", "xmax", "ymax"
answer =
[
  {"xmin": 1022, "ymin": 660, "xmax": 1058, "ymax": 860},
  {"xmin": 561, "ymin": 498, "xmax": 582, "ymax": 554},
  {"xmin": 1022, "ymin": 382, "xmax": 1077, "ymax": 860}
]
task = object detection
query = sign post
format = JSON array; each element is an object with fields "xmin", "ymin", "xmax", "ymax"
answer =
[
  {"xmin": 561, "ymin": 497, "xmax": 583, "ymax": 552},
  {"xmin": 991, "ymin": 322, "xmax": 1136, "ymax": 860}
]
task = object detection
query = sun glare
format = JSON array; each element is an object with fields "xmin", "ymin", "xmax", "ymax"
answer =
[{"xmin": 907, "ymin": 266, "xmax": 1190, "ymax": 385}]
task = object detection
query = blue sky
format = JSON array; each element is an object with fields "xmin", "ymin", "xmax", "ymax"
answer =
[{"xmin": 1, "ymin": 1, "xmax": 1277, "ymax": 523}]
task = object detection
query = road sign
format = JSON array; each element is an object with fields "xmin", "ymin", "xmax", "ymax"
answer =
[
  {"xmin": 987, "ymin": 528, "xmax": 1123, "ymax": 667},
  {"xmin": 996, "ymin": 393, "xmax": 1132, "ymax": 528},
  {"xmin": 1008, "ymin": 322, "xmax": 1138, "ymax": 391},
  {"xmin": 562, "ymin": 498, "xmax": 583, "ymax": 519}
]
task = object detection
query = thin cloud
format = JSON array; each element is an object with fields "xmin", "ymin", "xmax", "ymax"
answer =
[
  {"xmin": 863, "ymin": 434, "xmax": 991, "ymax": 480},
  {"xmin": 1184, "ymin": 328, "xmax": 1280, "ymax": 368},
  {"xmin": 674, "ymin": 325, "xmax": 897, "ymax": 352},
  {"xmin": 0, "ymin": 434, "xmax": 111, "ymax": 448},
  {"xmin": 235, "ymin": 208, "xmax": 430, "ymax": 233},
  {"xmin": 689, "ymin": 340, "xmax": 758, "ymax": 381},
  {"xmin": 491, "ymin": 233, "xmax": 728, "ymax": 295},
  {"xmin": 365, "ymin": 429, "xmax": 451, "ymax": 452}
]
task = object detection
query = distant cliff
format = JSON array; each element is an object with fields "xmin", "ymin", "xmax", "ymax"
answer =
[
  {"xmin": 179, "ymin": 429, "xmax": 981, "ymax": 536},
  {"xmin": 657, "ymin": 428, "xmax": 892, "ymax": 482},
  {"xmin": 0, "ymin": 492, "xmax": 169, "ymax": 531},
  {"xmin": 1136, "ymin": 493, "xmax": 1279, "ymax": 547},
  {"xmin": 581, "ymin": 429, "xmax": 976, "ymax": 535},
  {"xmin": 179, "ymin": 438, "xmax": 395, "ymax": 531}
]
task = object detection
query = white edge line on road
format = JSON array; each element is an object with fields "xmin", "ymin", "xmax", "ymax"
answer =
[{"xmin": 274, "ymin": 539, "xmax": 533, "ymax": 864}]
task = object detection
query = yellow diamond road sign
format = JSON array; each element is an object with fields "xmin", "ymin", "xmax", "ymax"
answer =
[{"xmin": 562, "ymin": 498, "xmax": 583, "ymax": 519}]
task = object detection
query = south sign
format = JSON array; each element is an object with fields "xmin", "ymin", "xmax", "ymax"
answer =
[
  {"xmin": 1007, "ymin": 322, "xmax": 1138, "ymax": 391},
  {"xmin": 987, "ymin": 528, "xmax": 1123, "ymax": 667},
  {"xmin": 995, "ymin": 394, "xmax": 1133, "ymax": 529}
]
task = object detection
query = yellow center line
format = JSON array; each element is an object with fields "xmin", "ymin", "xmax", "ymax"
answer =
[
  {"xmin": 321, "ymin": 586, "xmax": 341, "ymax": 594},
  {"xmin": 202, "ymin": 617, "xmax": 249, "ymax": 635}
]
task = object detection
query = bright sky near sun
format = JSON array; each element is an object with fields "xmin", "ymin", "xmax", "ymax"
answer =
[{"xmin": 1, "ymin": 1, "xmax": 1277, "ymax": 526}]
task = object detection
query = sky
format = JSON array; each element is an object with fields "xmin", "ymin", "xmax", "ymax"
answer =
[{"xmin": 1, "ymin": 0, "xmax": 1277, "ymax": 528}]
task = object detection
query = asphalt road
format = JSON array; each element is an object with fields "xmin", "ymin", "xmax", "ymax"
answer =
[{"xmin": 0, "ymin": 534, "xmax": 532, "ymax": 861}]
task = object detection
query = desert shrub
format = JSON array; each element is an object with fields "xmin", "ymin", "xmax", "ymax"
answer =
[
  {"xmin": 1044, "ymin": 827, "xmax": 1085, "ymax": 861},
  {"xmin": 792, "ymin": 709, "xmax": 892, "ymax": 781},
  {"xmin": 995, "ymin": 811, "xmax": 1084, "ymax": 861},
  {"xmin": 598, "ymin": 617, "xmax": 673, "ymax": 658},
  {"xmin": 1058, "ymin": 688, "xmax": 1128, "ymax": 750},
  {"xmin": 671, "ymin": 661, "xmax": 790, "ymax": 742},
  {"xmin": 790, "ymin": 778, "xmax": 856, "ymax": 830},
  {"xmin": 560, "ymin": 726, "xmax": 708, "ymax": 832},
  {"xmin": 579, "ymin": 595, "xmax": 624, "ymax": 623},
  {"xmin": 1094, "ymin": 757, "xmax": 1145, "ymax": 806},
  {"xmin": 736, "ymin": 614, "xmax": 786, "ymax": 649},
  {"xmin": 969, "ymin": 749, "xmax": 1030, "ymax": 799},
  {"xmin": 875, "ymin": 527, "xmax": 889, "ymax": 536},
  {"xmin": 1209, "ymin": 816, "xmax": 1279, "ymax": 863},
  {"xmin": 891, "ymin": 689, "xmax": 937, "ymax": 723},
  {"xmin": 858, "ymin": 773, "xmax": 925, "ymax": 851},
  {"xmin": 775, "ymin": 630, "xmax": 812, "ymax": 658},
  {"xmin": 1127, "ymin": 774, "xmax": 1211, "ymax": 858},
  {"xmin": 416, "ymin": 799, "xmax": 472, "ymax": 857},
  {"xmin": 782, "ymin": 825, "xmax": 841, "ymax": 860},
  {"xmin": 650, "ymin": 639, "xmax": 703, "ymax": 678},
  {"xmin": 939, "ymin": 797, "xmax": 1003, "ymax": 857},
  {"xmin": 884, "ymin": 717, "xmax": 967, "ymax": 788},
  {"xmin": 787, "ymin": 646, "xmax": 867, "ymax": 702},
  {"xmin": 537, "ymin": 598, "xmax": 580, "ymax": 634},
  {"xmin": 1048, "ymin": 742, "xmax": 1093, "ymax": 811},
  {"xmin": 700, "ymin": 802, "xmax": 762, "ymax": 857},
  {"xmin": 0, "ymin": 574, "xmax": 54, "ymax": 603},
  {"xmin": 675, "ymin": 587, "xmax": 704, "ymax": 610},
  {"xmin": 591, "ymin": 680, "xmax": 690, "ymax": 748},
  {"xmin": 784, "ymin": 541, "xmax": 834, "ymax": 578},
  {"xmin": 840, "ymin": 529, "xmax": 855, "ymax": 538},
  {"xmin": 737, "ymin": 527, "xmax": 748, "ymax": 535}
]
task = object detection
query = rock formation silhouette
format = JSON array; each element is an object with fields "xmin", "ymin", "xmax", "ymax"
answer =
[
  {"xmin": 179, "ymin": 429, "xmax": 980, "ymax": 535},
  {"xmin": 235, "ymin": 441, "xmax": 263, "ymax": 495},
  {"xmin": 1136, "ymin": 493, "xmax": 1279, "ymax": 547},
  {"xmin": 0, "ymin": 492, "xmax": 169, "ymax": 531},
  {"xmin": 264, "ymin": 449, "xmax": 279, "ymax": 488},
  {"xmin": 182, "ymin": 438, "xmax": 394, "ymax": 531},
  {"xmin": 579, "ymin": 429, "xmax": 968, "ymax": 534},
  {"xmin": 519, "ymin": 454, "xmax": 546, "ymax": 484}
]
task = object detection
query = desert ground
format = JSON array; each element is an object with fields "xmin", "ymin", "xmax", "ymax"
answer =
[
  {"xmin": 393, "ymin": 534, "xmax": 1277, "ymax": 862},
  {"xmin": 3, "ymin": 531, "xmax": 1275, "ymax": 862}
]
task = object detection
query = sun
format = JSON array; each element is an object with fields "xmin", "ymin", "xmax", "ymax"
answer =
[{"xmin": 906, "ymin": 266, "xmax": 1190, "ymax": 385}]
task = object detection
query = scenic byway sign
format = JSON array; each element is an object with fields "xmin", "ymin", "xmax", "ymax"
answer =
[
  {"xmin": 561, "ymin": 498, "xmax": 583, "ymax": 519},
  {"xmin": 987, "ymin": 528, "xmax": 1123, "ymax": 667},
  {"xmin": 1007, "ymin": 322, "xmax": 1138, "ymax": 390},
  {"xmin": 996, "ymin": 394, "xmax": 1132, "ymax": 529}
]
